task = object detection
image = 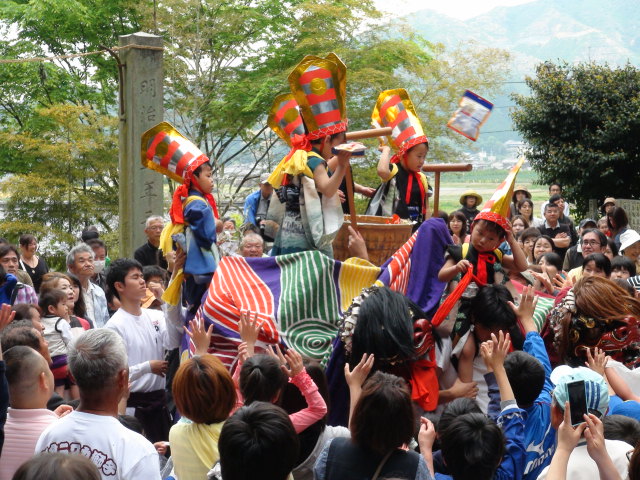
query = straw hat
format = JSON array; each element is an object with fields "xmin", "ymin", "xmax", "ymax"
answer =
[
  {"xmin": 512, "ymin": 185, "xmax": 531, "ymax": 200},
  {"xmin": 459, "ymin": 190, "xmax": 483, "ymax": 206}
]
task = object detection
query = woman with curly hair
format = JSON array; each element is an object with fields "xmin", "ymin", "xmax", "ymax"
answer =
[{"xmin": 546, "ymin": 276, "xmax": 640, "ymax": 368}]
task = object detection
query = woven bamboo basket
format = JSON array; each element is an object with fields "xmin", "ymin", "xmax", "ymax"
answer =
[{"xmin": 333, "ymin": 215, "xmax": 414, "ymax": 266}]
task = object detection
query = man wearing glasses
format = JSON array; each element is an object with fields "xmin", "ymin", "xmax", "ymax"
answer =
[
  {"xmin": 566, "ymin": 229, "xmax": 608, "ymax": 282},
  {"xmin": 134, "ymin": 216, "xmax": 168, "ymax": 270}
]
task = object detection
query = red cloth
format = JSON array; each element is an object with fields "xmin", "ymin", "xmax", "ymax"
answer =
[
  {"xmin": 170, "ymin": 182, "xmax": 219, "ymax": 225},
  {"xmin": 409, "ymin": 350, "xmax": 439, "ymax": 411}
]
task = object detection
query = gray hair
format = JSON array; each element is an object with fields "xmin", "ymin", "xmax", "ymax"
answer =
[
  {"xmin": 66, "ymin": 243, "xmax": 94, "ymax": 268},
  {"xmin": 240, "ymin": 233, "xmax": 264, "ymax": 249},
  {"xmin": 69, "ymin": 329, "xmax": 128, "ymax": 392},
  {"xmin": 145, "ymin": 216, "xmax": 164, "ymax": 228}
]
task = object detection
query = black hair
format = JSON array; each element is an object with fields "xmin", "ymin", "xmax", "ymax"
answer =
[
  {"xmin": 581, "ymin": 228, "xmax": 608, "ymax": 249},
  {"xmin": 351, "ymin": 372, "xmax": 415, "ymax": 455},
  {"xmin": 406, "ymin": 141, "xmax": 429, "ymax": 154},
  {"xmin": 38, "ymin": 289, "xmax": 67, "ymax": 315},
  {"xmin": 219, "ymin": 402, "xmax": 299, "ymax": 480},
  {"xmin": 0, "ymin": 244, "xmax": 20, "ymax": 260},
  {"xmin": 66, "ymin": 272, "xmax": 87, "ymax": 319},
  {"xmin": 440, "ymin": 412, "xmax": 505, "ymax": 480},
  {"xmin": 11, "ymin": 304, "xmax": 39, "ymax": 322},
  {"xmin": 351, "ymin": 287, "xmax": 415, "ymax": 370},
  {"xmin": 603, "ymin": 415, "xmax": 640, "ymax": 447},
  {"xmin": 106, "ymin": 258, "xmax": 143, "ymax": 300},
  {"xmin": 473, "ymin": 219, "xmax": 506, "ymax": 240},
  {"xmin": 118, "ymin": 414, "xmax": 144, "ymax": 434},
  {"xmin": 4, "ymin": 345, "xmax": 43, "ymax": 388},
  {"xmin": 448, "ymin": 211, "xmax": 468, "ymax": 239},
  {"xmin": 239, "ymin": 354, "xmax": 288, "ymax": 405},
  {"xmin": 1, "ymin": 325, "xmax": 40, "ymax": 353},
  {"xmin": 533, "ymin": 235, "xmax": 555, "ymax": 262},
  {"xmin": 539, "ymin": 252, "xmax": 563, "ymax": 271},
  {"xmin": 582, "ymin": 253, "xmax": 612, "ymax": 277},
  {"xmin": 81, "ymin": 226, "xmax": 100, "ymax": 242},
  {"xmin": 142, "ymin": 265, "xmax": 168, "ymax": 284},
  {"xmin": 612, "ymin": 256, "xmax": 637, "ymax": 277},
  {"xmin": 86, "ymin": 238, "xmax": 107, "ymax": 256},
  {"xmin": 613, "ymin": 278, "xmax": 636, "ymax": 296},
  {"xmin": 520, "ymin": 227, "xmax": 541, "ymax": 243},
  {"xmin": 471, "ymin": 285, "xmax": 516, "ymax": 331},
  {"xmin": 517, "ymin": 197, "xmax": 534, "ymax": 211},
  {"xmin": 18, "ymin": 234, "xmax": 36, "ymax": 248},
  {"xmin": 279, "ymin": 362, "xmax": 329, "ymax": 467},
  {"xmin": 543, "ymin": 202, "xmax": 560, "ymax": 213},
  {"xmin": 192, "ymin": 162, "xmax": 212, "ymax": 178},
  {"xmin": 504, "ymin": 351, "xmax": 545, "ymax": 408},
  {"xmin": 607, "ymin": 238, "xmax": 619, "ymax": 257},
  {"xmin": 549, "ymin": 182, "xmax": 562, "ymax": 191},
  {"xmin": 608, "ymin": 206, "xmax": 629, "ymax": 231},
  {"xmin": 548, "ymin": 193, "xmax": 563, "ymax": 204},
  {"xmin": 438, "ymin": 398, "xmax": 482, "ymax": 434},
  {"xmin": 13, "ymin": 452, "xmax": 100, "ymax": 480}
]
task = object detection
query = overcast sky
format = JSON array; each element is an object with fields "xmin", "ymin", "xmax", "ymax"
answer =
[{"xmin": 374, "ymin": 0, "xmax": 534, "ymax": 20}]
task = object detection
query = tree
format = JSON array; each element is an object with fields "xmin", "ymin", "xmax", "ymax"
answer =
[
  {"xmin": 0, "ymin": 104, "xmax": 119, "ymax": 263},
  {"xmin": 512, "ymin": 61, "xmax": 640, "ymax": 217}
]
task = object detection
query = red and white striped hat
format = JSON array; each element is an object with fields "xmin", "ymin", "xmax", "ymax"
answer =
[
  {"xmin": 372, "ymin": 88, "xmax": 428, "ymax": 163},
  {"xmin": 141, "ymin": 122, "xmax": 209, "ymax": 184},
  {"xmin": 288, "ymin": 54, "xmax": 348, "ymax": 140},
  {"xmin": 267, "ymin": 93, "xmax": 305, "ymax": 146}
]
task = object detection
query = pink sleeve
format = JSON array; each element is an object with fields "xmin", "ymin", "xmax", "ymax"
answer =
[{"xmin": 288, "ymin": 370, "xmax": 328, "ymax": 434}]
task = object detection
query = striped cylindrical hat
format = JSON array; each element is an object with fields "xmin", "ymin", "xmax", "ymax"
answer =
[
  {"xmin": 141, "ymin": 122, "xmax": 210, "ymax": 183},
  {"xmin": 288, "ymin": 54, "xmax": 347, "ymax": 140},
  {"xmin": 372, "ymin": 89, "xmax": 428, "ymax": 162},
  {"xmin": 267, "ymin": 93, "xmax": 305, "ymax": 146}
]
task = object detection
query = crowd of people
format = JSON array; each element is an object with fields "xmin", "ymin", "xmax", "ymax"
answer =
[{"xmin": 2, "ymin": 52, "xmax": 640, "ymax": 480}]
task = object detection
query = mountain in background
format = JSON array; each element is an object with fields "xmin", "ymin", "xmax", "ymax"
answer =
[{"xmin": 405, "ymin": 0, "xmax": 640, "ymax": 156}]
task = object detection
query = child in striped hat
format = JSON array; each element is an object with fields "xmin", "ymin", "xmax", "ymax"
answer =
[
  {"xmin": 141, "ymin": 122, "xmax": 220, "ymax": 310},
  {"xmin": 366, "ymin": 89, "xmax": 431, "ymax": 230},
  {"xmin": 265, "ymin": 54, "xmax": 351, "ymax": 256}
]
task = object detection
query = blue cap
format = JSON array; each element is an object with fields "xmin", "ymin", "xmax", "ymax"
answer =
[{"xmin": 551, "ymin": 366, "xmax": 609, "ymax": 418}]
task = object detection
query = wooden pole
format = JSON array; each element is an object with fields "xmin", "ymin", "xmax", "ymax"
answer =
[
  {"xmin": 345, "ymin": 167, "xmax": 357, "ymax": 228},
  {"xmin": 337, "ymin": 127, "xmax": 391, "ymax": 230},
  {"xmin": 422, "ymin": 163, "xmax": 473, "ymax": 214},
  {"xmin": 345, "ymin": 127, "xmax": 392, "ymax": 141}
]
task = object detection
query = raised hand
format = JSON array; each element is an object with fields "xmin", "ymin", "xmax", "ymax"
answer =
[
  {"xmin": 183, "ymin": 317, "xmax": 213, "ymax": 356},
  {"xmin": 344, "ymin": 353, "xmax": 375, "ymax": 390}
]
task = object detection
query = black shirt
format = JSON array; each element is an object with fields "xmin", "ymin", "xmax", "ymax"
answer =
[
  {"xmin": 134, "ymin": 241, "xmax": 168, "ymax": 269},
  {"xmin": 538, "ymin": 222, "xmax": 571, "ymax": 260}
]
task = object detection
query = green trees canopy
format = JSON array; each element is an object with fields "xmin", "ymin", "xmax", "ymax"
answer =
[
  {"xmin": 512, "ymin": 61, "xmax": 640, "ymax": 217},
  {"xmin": 0, "ymin": 0, "xmax": 511, "ymax": 254}
]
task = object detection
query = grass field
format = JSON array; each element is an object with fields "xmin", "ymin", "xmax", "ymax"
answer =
[
  {"xmin": 432, "ymin": 169, "xmax": 547, "ymax": 215},
  {"xmin": 351, "ymin": 168, "xmax": 548, "ymax": 216}
]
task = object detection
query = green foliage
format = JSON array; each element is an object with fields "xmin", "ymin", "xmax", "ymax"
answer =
[
  {"xmin": 512, "ymin": 61, "xmax": 640, "ymax": 217},
  {"xmin": 0, "ymin": 0, "xmax": 512, "ymax": 243},
  {"xmin": 0, "ymin": 104, "xmax": 119, "ymax": 257}
]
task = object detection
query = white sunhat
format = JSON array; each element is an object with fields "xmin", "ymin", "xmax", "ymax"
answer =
[{"xmin": 620, "ymin": 229, "xmax": 640, "ymax": 253}]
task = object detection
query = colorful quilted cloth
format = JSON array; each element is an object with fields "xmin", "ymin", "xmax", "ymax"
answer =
[{"xmin": 184, "ymin": 218, "xmax": 451, "ymax": 370}]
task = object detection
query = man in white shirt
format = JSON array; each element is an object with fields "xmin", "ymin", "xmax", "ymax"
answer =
[
  {"xmin": 36, "ymin": 329, "xmax": 161, "ymax": 480},
  {"xmin": 105, "ymin": 258, "xmax": 182, "ymax": 444},
  {"xmin": 66, "ymin": 244, "xmax": 109, "ymax": 327}
]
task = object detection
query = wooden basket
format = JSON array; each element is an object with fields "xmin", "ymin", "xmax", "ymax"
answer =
[{"xmin": 333, "ymin": 215, "xmax": 414, "ymax": 266}]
